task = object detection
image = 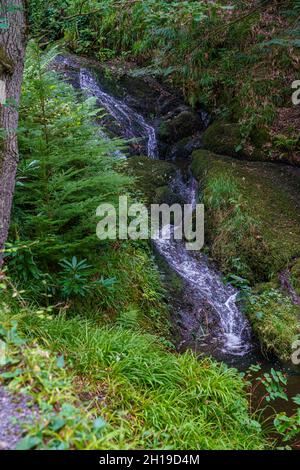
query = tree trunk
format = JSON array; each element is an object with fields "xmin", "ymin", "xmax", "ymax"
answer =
[{"xmin": 0, "ymin": 0, "xmax": 27, "ymax": 267}]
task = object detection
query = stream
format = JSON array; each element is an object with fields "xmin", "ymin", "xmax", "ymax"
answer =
[
  {"xmin": 77, "ymin": 63, "xmax": 254, "ymax": 361},
  {"xmin": 54, "ymin": 55, "xmax": 299, "ymax": 439}
]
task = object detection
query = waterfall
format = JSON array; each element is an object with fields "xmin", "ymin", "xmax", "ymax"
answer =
[
  {"xmin": 153, "ymin": 174, "xmax": 252, "ymax": 356},
  {"xmin": 79, "ymin": 68, "xmax": 158, "ymax": 159},
  {"xmin": 60, "ymin": 56, "xmax": 253, "ymax": 358}
]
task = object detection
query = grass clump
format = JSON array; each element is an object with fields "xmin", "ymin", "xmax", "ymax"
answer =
[
  {"xmin": 244, "ymin": 289, "xmax": 300, "ymax": 363},
  {"xmin": 0, "ymin": 316, "xmax": 121, "ymax": 450},
  {"xmin": 191, "ymin": 149, "xmax": 300, "ymax": 282},
  {"xmin": 0, "ymin": 297, "xmax": 268, "ymax": 450}
]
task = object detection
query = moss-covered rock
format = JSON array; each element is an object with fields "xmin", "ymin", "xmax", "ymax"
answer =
[
  {"xmin": 201, "ymin": 120, "xmax": 269, "ymax": 161},
  {"xmin": 154, "ymin": 186, "xmax": 181, "ymax": 205},
  {"xmin": 121, "ymin": 156, "xmax": 177, "ymax": 203},
  {"xmin": 245, "ymin": 289, "xmax": 300, "ymax": 363},
  {"xmin": 201, "ymin": 121, "xmax": 242, "ymax": 158},
  {"xmin": 158, "ymin": 109, "xmax": 203, "ymax": 144},
  {"xmin": 191, "ymin": 149, "xmax": 300, "ymax": 282}
]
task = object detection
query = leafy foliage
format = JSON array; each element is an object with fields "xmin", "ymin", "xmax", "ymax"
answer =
[
  {"xmin": 245, "ymin": 364, "xmax": 300, "ymax": 447},
  {"xmin": 6, "ymin": 43, "xmax": 128, "ymax": 302},
  {"xmin": 58, "ymin": 257, "xmax": 116, "ymax": 299}
]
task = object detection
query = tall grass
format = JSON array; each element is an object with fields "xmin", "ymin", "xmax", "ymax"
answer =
[{"xmin": 3, "ymin": 308, "xmax": 268, "ymax": 450}]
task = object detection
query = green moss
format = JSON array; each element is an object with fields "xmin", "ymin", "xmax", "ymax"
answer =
[
  {"xmin": 158, "ymin": 121, "xmax": 170, "ymax": 140},
  {"xmin": 245, "ymin": 289, "xmax": 300, "ymax": 362},
  {"xmin": 252, "ymin": 280, "xmax": 280, "ymax": 295},
  {"xmin": 191, "ymin": 149, "xmax": 300, "ymax": 281},
  {"xmin": 202, "ymin": 121, "xmax": 242, "ymax": 158},
  {"xmin": 201, "ymin": 120, "xmax": 269, "ymax": 161},
  {"xmin": 121, "ymin": 156, "xmax": 177, "ymax": 203},
  {"xmin": 154, "ymin": 185, "xmax": 180, "ymax": 205},
  {"xmin": 157, "ymin": 111, "xmax": 202, "ymax": 143},
  {"xmin": 250, "ymin": 126, "xmax": 269, "ymax": 148}
]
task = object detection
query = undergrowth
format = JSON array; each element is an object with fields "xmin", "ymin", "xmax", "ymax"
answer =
[{"xmin": 0, "ymin": 295, "xmax": 269, "ymax": 450}]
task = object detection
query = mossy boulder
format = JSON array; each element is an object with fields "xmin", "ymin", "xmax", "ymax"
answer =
[
  {"xmin": 122, "ymin": 156, "xmax": 177, "ymax": 203},
  {"xmin": 245, "ymin": 289, "xmax": 300, "ymax": 363},
  {"xmin": 191, "ymin": 149, "xmax": 300, "ymax": 282},
  {"xmin": 158, "ymin": 109, "xmax": 203, "ymax": 144},
  {"xmin": 154, "ymin": 186, "xmax": 182, "ymax": 205},
  {"xmin": 202, "ymin": 120, "xmax": 268, "ymax": 161},
  {"xmin": 201, "ymin": 121, "xmax": 242, "ymax": 157}
]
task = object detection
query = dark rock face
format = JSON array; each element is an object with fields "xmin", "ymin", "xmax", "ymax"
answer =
[
  {"xmin": 165, "ymin": 134, "xmax": 204, "ymax": 161},
  {"xmin": 104, "ymin": 75, "xmax": 206, "ymax": 159}
]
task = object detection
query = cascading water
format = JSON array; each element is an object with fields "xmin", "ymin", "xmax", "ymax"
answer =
[
  {"xmin": 58, "ymin": 55, "xmax": 253, "ymax": 359},
  {"xmin": 79, "ymin": 68, "xmax": 158, "ymax": 159},
  {"xmin": 154, "ymin": 173, "xmax": 252, "ymax": 356}
]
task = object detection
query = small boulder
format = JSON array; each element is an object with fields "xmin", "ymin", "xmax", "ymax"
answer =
[
  {"xmin": 154, "ymin": 186, "xmax": 185, "ymax": 206},
  {"xmin": 158, "ymin": 108, "xmax": 204, "ymax": 144},
  {"xmin": 202, "ymin": 120, "xmax": 241, "ymax": 157},
  {"xmin": 121, "ymin": 156, "xmax": 177, "ymax": 203}
]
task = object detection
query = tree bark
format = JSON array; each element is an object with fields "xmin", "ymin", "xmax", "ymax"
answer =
[{"xmin": 0, "ymin": 0, "xmax": 27, "ymax": 267}]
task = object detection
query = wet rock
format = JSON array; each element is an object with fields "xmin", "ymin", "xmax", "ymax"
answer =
[
  {"xmin": 165, "ymin": 134, "xmax": 203, "ymax": 161},
  {"xmin": 157, "ymin": 108, "xmax": 204, "ymax": 144},
  {"xmin": 53, "ymin": 54, "xmax": 207, "ymax": 159}
]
